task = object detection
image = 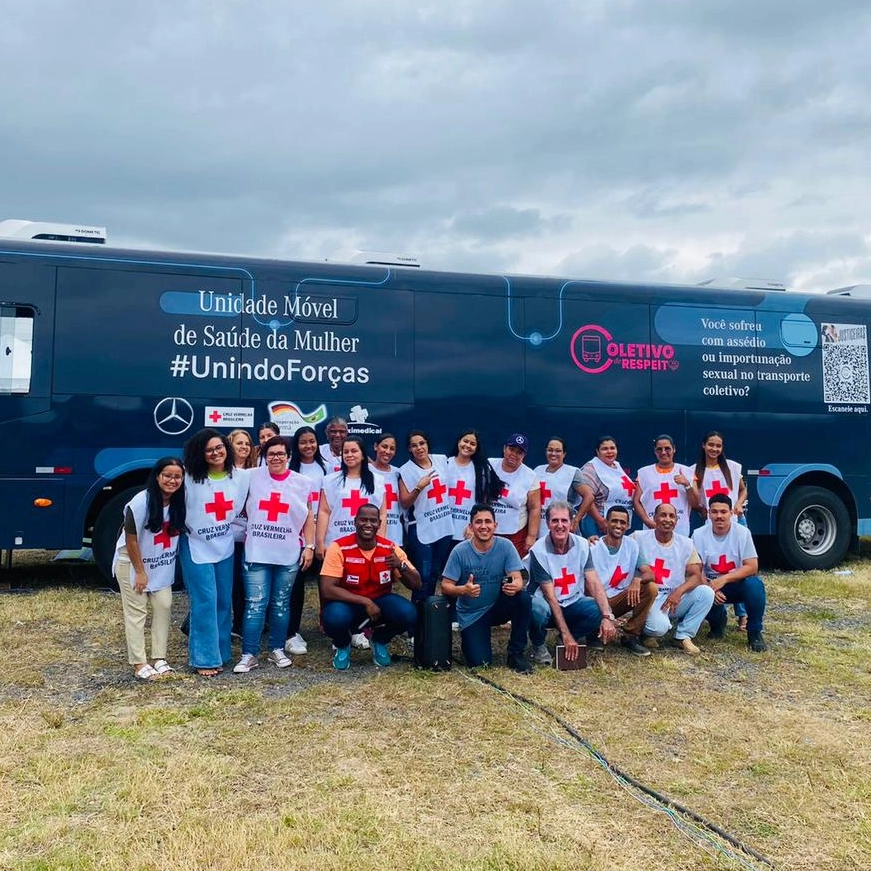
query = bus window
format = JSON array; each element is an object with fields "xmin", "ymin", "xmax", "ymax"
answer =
[{"xmin": 0, "ymin": 306, "xmax": 34, "ymax": 394}]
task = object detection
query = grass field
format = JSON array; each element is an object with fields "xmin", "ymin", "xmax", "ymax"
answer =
[{"xmin": 1, "ymin": 557, "xmax": 869, "ymax": 870}]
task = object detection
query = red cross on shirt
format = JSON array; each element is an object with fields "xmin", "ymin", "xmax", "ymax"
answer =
[
  {"xmin": 309, "ymin": 490, "xmax": 320, "ymax": 505},
  {"xmin": 501, "ymin": 485, "xmax": 510, "ymax": 498},
  {"xmin": 621, "ymin": 474, "xmax": 635, "ymax": 496},
  {"xmin": 341, "ymin": 488, "xmax": 369, "ymax": 516},
  {"xmin": 153, "ymin": 520, "xmax": 173, "ymax": 550},
  {"xmin": 705, "ymin": 479, "xmax": 730, "ymax": 500},
  {"xmin": 651, "ymin": 557, "xmax": 671, "ymax": 585},
  {"xmin": 383, "ymin": 483, "xmax": 398, "ymax": 511},
  {"xmin": 259, "ymin": 491, "xmax": 290, "ymax": 522},
  {"xmin": 609, "ymin": 566, "xmax": 629, "ymax": 588},
  {"xmin": 653, "ymin": 481, "xmax": 679, "ymax": 505},
  {"xmin": 553, "ymin": 566, "xmax": 577, "ymax": 597},
  {"xmin": 448, "ymin": 479, "xmax": 472, "ymax": 505},
  {"xmin": 540, "ymin": 481, "xmax": 552, "ymax": 502},
  {"xmin": 710, "ymin": 554, "xmax": 736, "ymax": 574},
  {"xmin": 205, "ymin": 491, "xmax": 234, "ymax": 521},
  {"xmin": 427, "ymin": 478, "xmax": 447, "ymax": 504}
]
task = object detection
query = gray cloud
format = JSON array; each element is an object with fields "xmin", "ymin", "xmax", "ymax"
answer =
[{"xmin": 0, "ymin": 1, "xmax": 869, "ymax": 290}]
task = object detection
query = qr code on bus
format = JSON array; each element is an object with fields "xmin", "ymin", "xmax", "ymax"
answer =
[{"xmin": 821, "ymin": 323, "xmax": 870, "ymax": 404}]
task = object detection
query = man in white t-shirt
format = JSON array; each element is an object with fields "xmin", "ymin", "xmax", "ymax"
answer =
[
  {"xmin": 633, "ymin": 503, "xmax": 714, "ymax": 655},
  {"xmin": 319, "ymin": 417, "xmax": 348, "ymax": 472},
  {"xmin": 692, "ymin": 493, "xmax": 768, "ymax": 652}
]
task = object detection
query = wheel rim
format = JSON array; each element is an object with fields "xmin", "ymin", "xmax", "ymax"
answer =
[{"xmin": 792, "ymin": 504, "xmax": 837, "ymax": 556}]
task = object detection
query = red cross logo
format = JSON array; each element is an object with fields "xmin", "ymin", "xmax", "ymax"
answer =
[
  {"xmin": 309, "ymin": 490, "xmax": 320, "ymax": 505},
  {"xmin": 540, "ymin": 481, "xmax": 552, "ymax": 503},
  {"xmin": 710, "ymin": 554, "xmax": 736, "ymax": 574},
  {"xmin": 553, "ymin": 566, "xmax": 577, "ymax": 597},
  {"xmin": 448, "ymin": 479, "xmax": 472, "ymax": 505},
  {"xmin": 653, "ymin": 481, "xmax": 679, "ymax": 505},
  {"xmin": 621, "ymin": 475, "xmax": 635, "ymax": 496},
  {"xmin": 205, "ymin": 491, "xmax": 234, "ymax": 521},
  {"xmin": 651, "ymin": 558, "xmax": 671, "ymax": 585},
  {"xmin": 609, "ymin": 566, "xmax": 629, "ymax": 588},
  {"xmin": 501, "ymin": 485, "xmax": 510, "ymax": 498},
  {"xmin": 208, "ymin": 410, "xmax": 222, "ymax": 423},
  {"xmin": 341, "ymin": 488, "xmax": 369, "ymax": 516},
  {"xmin": 153, "ymin": 520, "xmax": 174, "ymax": 550},
  {"xmin": 705, "ymin": 479, "xmax": 730, "ymax": 500},
  {"xmin": 384, "ymin": 483, "xmax": 398, "ymax": 511},
  {"xmin": 427, "ymin": 478, "xmax": 447, "ymax": 504},
  {"xmin": 259, "ymin": 491, "xmax": 290, "ymax": 522}
]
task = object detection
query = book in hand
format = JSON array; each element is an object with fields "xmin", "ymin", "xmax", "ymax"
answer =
[{"xmin": 555, "ymin": 643, "xmax": 587, "ymax": 670}]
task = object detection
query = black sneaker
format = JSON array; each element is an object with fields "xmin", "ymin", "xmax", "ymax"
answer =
[
  {"xmin": 620, "ymin": 636, "xmax": 651, "ymax": 657},
  {"xmin": 748, "ymin": 631, "xmax": 767, "ymax": 653},
  {"xmin": 586, "ymin": 638, "xmax": 605, "ymax": 652},
  {"xmin": 506, "ymin": 652, "xmax": 534, "ymax": 674}
]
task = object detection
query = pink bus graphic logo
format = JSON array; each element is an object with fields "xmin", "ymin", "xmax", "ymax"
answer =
[{"xmin": 570, "ymin": 324, "xmax": 678, "ymax": 375}]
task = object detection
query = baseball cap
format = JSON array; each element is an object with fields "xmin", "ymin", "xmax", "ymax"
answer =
[{"xmin": 505, "ymin": 433, "xmax": 530, "ymax": 453}]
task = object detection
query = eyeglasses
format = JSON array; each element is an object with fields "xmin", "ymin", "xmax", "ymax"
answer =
[
  {"xmin": 205, "ymin": 445, "xmax": 226, "ymax": 455},
  {"xmin": 266, "ymin": 452, "xmax": 288, "ymax": 459},
  {"xmin": 654, "ymin": 446, "xmax": 674, "ymax": 453},
  {"xmin": 159, "ymin": 473, "xmax": 183, "ymax": 482}
]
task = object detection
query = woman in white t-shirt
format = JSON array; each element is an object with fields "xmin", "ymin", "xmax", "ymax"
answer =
[
  {"xmin": 112, "ymin": 456, "xmax": 186, "ymax": 681},
  {"xmin": 533, "ymin": 436, "xmax": 582, "ymax": 539},
  {"xmin": 180, "ymin": 428, "xmax": 250, "ymax": 676},
  {"xmin": 576, "ymin": 435, "xmax": 635, "ymax": 537},
  {"xmin": 634, "ymin": 434, "xmax": 696, "ymax": 537},
  {"xmin": 373, "ymin": 433, "xmax": 404, "ymax": 548},
  {"xmin": 232, "ymin": 436, "xmax": 314, "ymax": 674},
  {"xmin": 283, "ymin": 425, "xmax": 328, "ymax": 656}
]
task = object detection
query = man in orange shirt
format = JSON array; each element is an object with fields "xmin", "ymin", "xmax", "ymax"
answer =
[{"xmin": 320, "ymin": 503, "xmax": 421, "ymax": 670}]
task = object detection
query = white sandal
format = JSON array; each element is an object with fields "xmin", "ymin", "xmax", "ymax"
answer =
[
  {"xmin": 153, "ymin": 660, "xmax": 174, "ymax": 676},
  {"xmin": 134, "ymin": 664, "xmax": 159, "ymax": 681}
]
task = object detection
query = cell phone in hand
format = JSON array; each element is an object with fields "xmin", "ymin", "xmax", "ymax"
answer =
[{"xmin": 555, "ymin": 644, "xmax": 587, "ymax": 670}]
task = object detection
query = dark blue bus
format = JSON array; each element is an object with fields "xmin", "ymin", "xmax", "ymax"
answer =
[{"xmin": 1, "ymin": 225, "xmax": 869, "ymax": 575}]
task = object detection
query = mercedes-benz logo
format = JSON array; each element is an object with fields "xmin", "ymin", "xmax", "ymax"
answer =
[{"xmin": 154, "ymin": 397, "xmax": 195, "ymax": 436}]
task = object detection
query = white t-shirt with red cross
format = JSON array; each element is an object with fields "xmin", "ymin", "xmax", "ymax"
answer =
[
  {"xmin": 590, "ymin": 535, "xmax": 643, "ymax": 596},
  {"xmin": 243, "ymin": 466, "xmax": 311, "ymax": 565},
  {"xmin": 636, "ymin": 462, "xmax": 694, "ymax": 536},
  {"xmin": 321, "ymin": 471, "xmax": 385, "ymax": 547},
  {"xmin": 112, "ymin": 489, "xmax": 179, "ymax": 592},
  {"xmin": 488, "ymin": 459, "xmax": 538, "ymax": 534},
  {"xmin": 692, "ymin": 521, "xmax": 757, "ymax": 581},
  {"xmin": 184, "ymin": 470, "xmax": 250, "ymax": 564},
  {"xmin": 445, "ymin": 457, "xmax": 477, "ymax": 540},
  {"xmin": 533, "ymin": 463, "xmax": 580, "ymax": 539},
  {"xmin": 374, "ymin": 466, "xmax": 404, "ymax": 547},
  {"xmin": 399, "ymin": 455, "xmax": 453, "ymax": 544},
  {"xmin": 632, "ymin": 528, "xmax": 700, "ymax": 594}
]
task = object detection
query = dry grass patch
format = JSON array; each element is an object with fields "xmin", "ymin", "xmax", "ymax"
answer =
[{"xmin": 1, "ymin": 563, "xmax": 870, "ymax": 869}]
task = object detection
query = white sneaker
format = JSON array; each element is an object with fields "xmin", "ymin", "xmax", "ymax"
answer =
[
  {"xmin": 285, "ymin": 633, "xmax": 308, "ymax": 656},
  {"xmin": 531, "ymin": 644, "xmax": 552, "ymax": 666},
  {"xmin": 351, "ymin": 632, "xmax": 370, "ymax": 650},
  {"xmin": 451, "ymin": 622, "xmax": 460, "ymax": 633},
  {"xmin": 233, "ymin": 653, "xmax": 259, "ymax": 674},
  {"xmin": 268, "ymin": 648, "xmax": 293, "ymax": 668}
]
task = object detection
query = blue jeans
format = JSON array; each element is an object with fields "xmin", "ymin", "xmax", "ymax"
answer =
[
  {"xmin": 460, "ymin": 589, "xmax": 531, "ymax": 667},
  {"xmin": 179, "ymin": 535, "xmax": 234, "ymax": 669},
  {"xmin": 406, "ymin": 525, "xmax": 454, "ymax": 603},
  {"xmin": 529, "ymin": 594, "xmax": 603, "ymax": 646},
  {"xmin": 707, "ymin": 575, "xmax": 766, "ymax": 635},
  {"xmin": 645, "ymin": 586, "xmax": 716, "ymax": 640},
  {"xmin": 241, "ymin": 562, "xmax": 299, "ymax": 655},
  {"xmin": 322, "ymin": 593, "xmax": 418, "ymax": 648}
]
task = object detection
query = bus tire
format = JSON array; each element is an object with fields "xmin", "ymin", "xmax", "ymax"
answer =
[
  {"xmin": 92, "ymin": 486, "xmax": 143, "ymax": 581},
  {"xmin": 777, "ymin": 486, "xmax": 850, "ymax": 570}
]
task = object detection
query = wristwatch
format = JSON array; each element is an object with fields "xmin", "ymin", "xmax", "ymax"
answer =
[{"xmin": 399, "ymin": 560, "xmax": 408, "ymax": 572}]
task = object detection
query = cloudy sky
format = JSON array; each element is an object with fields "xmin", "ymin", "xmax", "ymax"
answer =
[{"xmin": 2, "ymin": 1, "xmax": 870, "ymax": 291}]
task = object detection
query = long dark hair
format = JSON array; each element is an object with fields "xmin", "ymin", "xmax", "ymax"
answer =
[
  {"xmin": 694, "ymin": 430, "xmax": 733, "ymax": 490},
  {"xmin": 183, "ymin": 428, "xmax": 234, "ymax": 483},
  {"xmin": 341, "ymin": 435, "xmax": 376, "ymax": 494},
  {"xmin": 289, "ymin": 425, "xmax": 326, "ymax": 474},
  {"xmin": 144, "ymin": 457, "xmax": 187, "ymax": 534},
  {"xmin": 449, "ymin": 428, "xmax": 503, "ymax": 503}
]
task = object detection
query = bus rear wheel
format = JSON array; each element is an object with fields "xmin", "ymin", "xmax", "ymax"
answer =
[{"xmin": 777, "ymin": 486, "xmax": 850, "ymax": 571}]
